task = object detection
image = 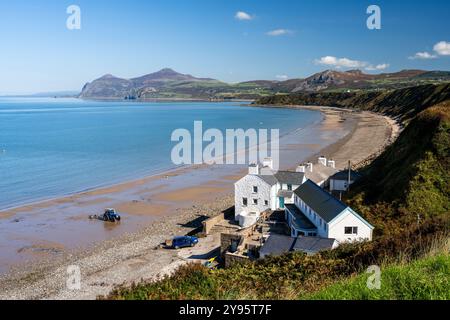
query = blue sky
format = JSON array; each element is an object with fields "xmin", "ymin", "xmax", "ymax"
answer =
[{"xmin": 0, "ymin": 0, "xmax": 449, "ymax": 94}]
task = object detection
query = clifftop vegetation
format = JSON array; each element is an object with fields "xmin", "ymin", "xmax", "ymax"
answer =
[{"xmin": 255, "ymin": 83, "xmax": 450, "ymax": 122}]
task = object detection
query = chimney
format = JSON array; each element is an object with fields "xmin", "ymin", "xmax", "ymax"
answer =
[
  {"xmin": 262, "ymin": 157, "xmax": 273, "ymax": 170},
  {"xmin": 248, "ymin": 163, "xmax": 260, "ymax": 175},
  {"xmin": 318, "ymin": 156, "xmax": 327, "ymax": 166},
  {"xmin": 327, "ymin": 159, "xmax": 336, "ymax": 169},
  {"xmin": 306, "ymin": 162, "xmax": 313, "ymax": 173},
  {"xmin": 296, "ymin": 164, "xmax": 306, "ymax": 173}
]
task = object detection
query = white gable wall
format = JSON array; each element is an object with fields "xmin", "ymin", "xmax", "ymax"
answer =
[
  {"xmin": 328, "ymin": 208, "xmax": 373, "ymax": 243},
  {"xmin": 234, "ymin": 175, "xmax": 274, "ymax": 221},
  {"xmin": 330, "ymin": 179, "xmax": 356, "ymax": 192}
]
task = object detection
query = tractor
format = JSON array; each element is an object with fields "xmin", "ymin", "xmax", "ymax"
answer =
[{"xmin": 102, "ymin": 208, "xmax": 121, "ymax": 222}]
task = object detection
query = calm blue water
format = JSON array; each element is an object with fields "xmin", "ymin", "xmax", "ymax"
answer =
[{"xmin": 0, "ymin": 98, "xmax": 321, "ymax": 210}]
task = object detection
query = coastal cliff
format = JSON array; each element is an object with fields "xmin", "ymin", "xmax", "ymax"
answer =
[{"xmin": 255, "ymin": 83, "xmax": 450, "ymax": 122}]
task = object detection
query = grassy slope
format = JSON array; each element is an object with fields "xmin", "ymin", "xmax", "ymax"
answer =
[
  {"xmin": 104, "ymin": 85, "xmax": 450, "ymax": 300},
  {"xmin": 346, "ymin": 101, "xmax": 450, "ymax": 236},
  {"xmin": 305, "ymin": 252, "xmax": 449, "ymax": 300}
]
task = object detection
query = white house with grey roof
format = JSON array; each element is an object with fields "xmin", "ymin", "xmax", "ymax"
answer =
[
  {"xmin": 234, "ymin": 160, "xmax": 306, "ymax": 227},
  {"xmin": 296, "ymin": 156, "xmax": 338, "ymax": 188},
  {"xmin": 286, "ymin": 179, "xmax": 374, "ymax": 243},
  {"xmin": 329, "ymin": 170, "xmax": 362, "ymax": 192}
]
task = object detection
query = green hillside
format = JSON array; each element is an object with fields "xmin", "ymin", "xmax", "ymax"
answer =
[
  {"xmin": 304, "ymin": 251, "xmax": 449, "ymax": 300},
  {"xmin": 255, "ymin": 83, "xmax": 450, "ymax": 122},
  {"xmin": 348, "ymin": 101, "xmax": 450, "ymax": 227}
]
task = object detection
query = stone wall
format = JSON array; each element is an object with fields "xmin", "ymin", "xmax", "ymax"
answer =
[
  {"xmin": 224, "ymin": 252, "xmax": 250, "ymax": 268},
  {"xmin": 202, "ymin": 212, "xmax": 226, "ymax": 235},
  {"xmin": 220, "ymin": 233, "xmax": 243, "ymax": 257}
]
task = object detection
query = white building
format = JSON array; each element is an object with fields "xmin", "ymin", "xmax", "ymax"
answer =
[
  {"xmin": 329, "ymin": 170, "xmax": 361, "ymax": 192},
  {"xmin": 234, "ymin": 161, "xmax": 306, "ymax": 227},
  {"xmin": 297, "ymin": 156, "xmax": 338, "ymax": 188},
  {"xmin": 286, "ymin": 179, "xmax": 374, "ymax": 243}
]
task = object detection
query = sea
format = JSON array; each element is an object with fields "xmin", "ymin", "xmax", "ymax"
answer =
[{"xmin": 0, "ymin": 98, "xmax": 323, "ymax": 210}]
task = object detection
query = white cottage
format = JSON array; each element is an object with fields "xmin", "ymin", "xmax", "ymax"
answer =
[
  {"xmin": 234, "ymin": 162, "xmax": 306, "ymax": 227},
  {"xmin": 297, "ymin": 156, "xmax": 338, "ymax": 188},
  {"xmin": 329, "ymin": 170, "xmax": 361, "ymax": 192},
  {"xmin": 286, "ymin": 179, "xmax": 374, "ymax": 243}
]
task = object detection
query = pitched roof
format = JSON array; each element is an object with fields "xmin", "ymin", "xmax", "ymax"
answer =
[
  {"xmin": 293, "ymin": 180, "xmax": 348, "ymax": 223},
  {"xmin": 277, "ymin": 190, "xmax": 294, "ymax": 198},
  {"xmin": 274, "ymin": 171, "xmax": 305, "ymax": 185},
  {"xmin": 293, "ymin": 236, "xmax": 336, "ymax": 253},
  {"xmin": 257, "ymin": 175, "xmax": 278, "ymax": 186},
  {"xmin": 330, "ymin": 170, "xmax": 362, "ymax": 181},
  {"xmin": 304, "ymin": 163, "xmax": 338, "ymax": 185},
  {"xmin": 259, "ymin": 234, "xmax": 295, "ymax": 258},
  {"xmin": 253, "ymin": 170, "xmax": 305, "ymax": 186}
]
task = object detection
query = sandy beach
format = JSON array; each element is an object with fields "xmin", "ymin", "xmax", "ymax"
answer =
[{"xmin": 0, "ymin": 105, "xmax": 399, "ymax": 300}]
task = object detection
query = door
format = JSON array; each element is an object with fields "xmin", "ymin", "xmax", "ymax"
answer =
[{"xmin": 279, "ymin": 197, "xmax": 285, "ymax": 209}]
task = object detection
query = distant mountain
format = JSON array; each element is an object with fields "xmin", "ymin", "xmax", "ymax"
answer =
[
  {"xmin": 80, "ymin": 74, "xmax": 135, "ymax": 99},
  {"xmin": 79, "ymin": 68, "xmax": 450, "ymax": 100},
  {"xmin": 132, "ymin": 68, "xmax": 215, "ymax": 86},
  {"xmin": 80, "ymin": 68, "xmax": 227, "ymax": 99}
]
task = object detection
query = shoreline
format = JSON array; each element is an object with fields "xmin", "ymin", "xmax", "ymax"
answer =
[
  {"xmin": 79, "ymin": 97, "xmax": 254, "ymax": 103},
  {"xmin": 0, "ymin": 105, "xmax": 399, "ymax": 300},
  {"xmin": 252, "ymin": 104, "xmax": 401, "ymax": 169}
]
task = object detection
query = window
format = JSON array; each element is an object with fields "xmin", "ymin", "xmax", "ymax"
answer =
[
  {"xmin": 287, "ymin": 184, "xmax": 293, "ymax": 191},
  {"xmin": 345, "ymin": 226, "xmax": 358, "ymax": 235},
  {"xmin": 253, "ymin": 186, "xmax": 258, "ymax": 193},
  {"xmin": 253, "ymin": 199, "xmax": 258, "ymax": 205},
  {"xmin": 242, "ymin": 198, "xmax": 248, "ymax": 206},
  {"xmin": 264, "ymin": 200, "xmax": 269, "ymax": 206}
]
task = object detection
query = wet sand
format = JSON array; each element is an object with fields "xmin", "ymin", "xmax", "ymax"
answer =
[{"xmin": 0, "ymin": 105, "xmax": 399, "ymax": 299}]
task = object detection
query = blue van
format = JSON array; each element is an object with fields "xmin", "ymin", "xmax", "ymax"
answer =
[{"xmin": 172, "ymin": 236, "xmax": 199, "ymax": 249}]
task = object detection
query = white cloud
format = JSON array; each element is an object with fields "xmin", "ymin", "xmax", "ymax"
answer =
[
  {"xmin": 315, "ymin": 56, "xmax": 367, "ymax": 68},
  {"xmin": 235, "ymin": 11, "xmax": 253, "ymax": 21},
  {"xmin": 433, "ymin": 41, "xmax": 450, "ymax": 56},
  {"xmin": 409, "ymin": 52, "xmax": 438, "ymax": 60},
  {"xmin": 365, "ymin": 63, "xmax": 390, "ymax": 71},
  {"xmin": 266, "ymin": 29, "xmax": 293, "ymax": 36},
  {"xmin": 315, "ymin": 56, "xmax": 389, "ymax": 72},
  {"xmin": 276, "ymin": 75, "xmax": 289, "ymax": 80},
  {"xmin": 409, "ymin": 41, "xmax": 450, "ymax": 60}
]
